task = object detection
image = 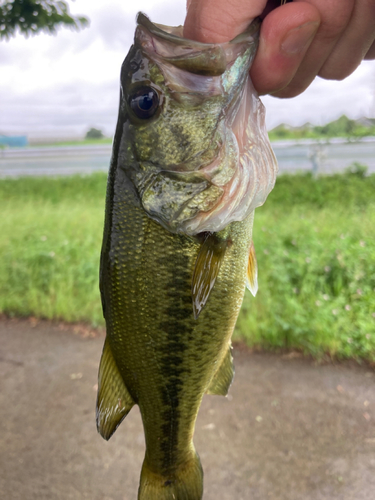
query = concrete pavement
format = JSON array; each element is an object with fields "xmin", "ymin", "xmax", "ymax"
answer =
[{"xmin": 1, "ymin": 317, "xmax": 375, "ymax": 500}]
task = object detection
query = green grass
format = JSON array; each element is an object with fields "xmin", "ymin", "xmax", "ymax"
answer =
[
  {"xmin": 0, "ymin": 174, "xmax": 106, "ymax": 326},
  {"xmin": 234, "ymin": 170, "xmax": 375, "ymax": 360},
  {"xmin": 0, "ymin": 171, "xmax": 374, "ymax": 361},
  {"xmin": 30, "ymin": 138, "xmax": 112, "ymax": 147}
]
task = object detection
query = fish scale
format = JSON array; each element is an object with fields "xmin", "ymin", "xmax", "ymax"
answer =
[
  {"xmin": 103, "ymin": 168, "xmax": 253, "ymax": 456},
  {"xmin": 96, "ymin": 12, "xmax": 277, "ymax": 500}
]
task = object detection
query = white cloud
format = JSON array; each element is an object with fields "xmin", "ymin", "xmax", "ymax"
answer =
[
  {"xmin": 0, "ymin": 0, "xmax": 374, "ymax": 139},
  {"xmin": 263, "ymin": 61, "xmax": 375, "ymax": 129}
]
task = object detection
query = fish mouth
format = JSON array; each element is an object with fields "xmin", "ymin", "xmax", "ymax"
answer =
[
  {"xmin": 136, "ymin": 12, "xmax": 261, "ymax": 45},
  {"xmin": 135, "ymin": 12, "xmax": 260, "ymax": 77}
]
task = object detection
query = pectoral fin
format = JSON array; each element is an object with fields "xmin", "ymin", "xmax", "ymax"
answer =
[
  {"xmin": 96, "ymin": 338, "xmax": 135, "ymax": 440},
  {"xmin": 206, "ymin": 347, "xmax": 234, "ymax": 396},
  {"xmin": 191, "ymin": 233, "xmax": 228, "ymax": 319},
  {"xmin": 246, "ymin": 241, "xmax": 258, "ymax": 297}
]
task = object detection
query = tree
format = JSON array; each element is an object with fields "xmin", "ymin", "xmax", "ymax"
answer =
[
  {"xmin": 0, "ymin": 0, "xmax": 89, "ymax": 40},
  {"xmin": 85, "ymin": 128, "xmax": 104, "ymax": 140}
]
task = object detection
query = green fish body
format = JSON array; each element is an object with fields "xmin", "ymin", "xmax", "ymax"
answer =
[{"xmin": 97, "ymin": 13, "xmax": 277, "ymax": 500}]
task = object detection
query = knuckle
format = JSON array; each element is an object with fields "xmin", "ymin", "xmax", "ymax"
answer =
[
  {"xmin": 315, "ymin": 1, "xmax": 354, "ymax": 41},
  {"xmin": 365, "ymin": 40, "xmax": 375, "ymax": 60},
  {"xmin": 318, "ymin": 59, "xmax": 360, "ymax": 81},
  {"xmin": 270, "ymin": 81, "xmax": 308, "ymax": 99},
  {"xmin": 254, "ymin": 73, "xmax": 295, "ymax": 97}
]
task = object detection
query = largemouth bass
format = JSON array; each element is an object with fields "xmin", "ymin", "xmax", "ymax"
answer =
[{"xmin": 97, "ymin": 12, "xmax": 277, "ymax": 500}]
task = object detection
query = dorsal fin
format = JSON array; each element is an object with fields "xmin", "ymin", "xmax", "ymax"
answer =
[
  {"xmin": 246, "ymin": 241, "xmax": 258, "ymax": 297},
  {"xmin": 191, "ymin": 233, "xmax": 228, "ymax": 319},
  {"xmin": 96, "ymin": 338, "xmax": 135, "ymax": 440}
]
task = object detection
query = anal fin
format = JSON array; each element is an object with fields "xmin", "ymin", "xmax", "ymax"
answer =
[
  {"xmin": 192, "ymin": 233, "xmax": 228, "ymax": 319},
  {"xmin": 246, "ymin": 241, "xmax": 258, "ymax": 297},
  {"xmin": 96, "ymin": 338, "xmax": 135, "ymax": 440},
  {"xmin": 206, "ymin": 347, "xmax": 234, "ymax": 396}
]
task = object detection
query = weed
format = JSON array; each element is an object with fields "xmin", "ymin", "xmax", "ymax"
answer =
[{"xmin": 0, "ymin": 171, "xmax": 374, "ymax": 360}]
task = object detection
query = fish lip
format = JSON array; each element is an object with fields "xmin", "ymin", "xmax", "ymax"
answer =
[
  {"xmin": 136, "ymin": 11, "xmax": 261, "ymax": 46},
  {"xmin": 136, "ymin": 12, "xmax": 206, "ymax": 48},
  {"xmin": 135, "ymin": 12, "xmax": 227, "ymax": 76},
  {"xmin": 135, "ymin": 12, "xmax": 261, "ymax": 77}
]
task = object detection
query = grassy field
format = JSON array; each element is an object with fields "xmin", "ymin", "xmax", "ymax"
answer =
[
  {"xmin": 30, "ymin": 138, "xmax": 112, "ymax": 147},
  {"xmin": 0, "ymin": 171, "xmax": 374, "ymax": 361}
]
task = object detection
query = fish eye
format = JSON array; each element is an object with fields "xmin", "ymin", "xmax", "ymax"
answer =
[{"xmin": 128, "ymin": 86, "xmax": 159, "ymax": 120}]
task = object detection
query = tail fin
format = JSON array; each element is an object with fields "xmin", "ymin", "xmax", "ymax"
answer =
[{"xmin": 138, "ymin": 451, "xmax": 203, "ymax": 500}]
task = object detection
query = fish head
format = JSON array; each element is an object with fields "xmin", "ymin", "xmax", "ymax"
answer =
[{"xmin": 117, "ymin": 13, "xmax": 277, "ymax": 235}]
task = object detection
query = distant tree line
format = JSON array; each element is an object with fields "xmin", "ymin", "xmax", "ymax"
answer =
[{"xmin": 269, "ymin": 115, "xmax": 375, "ymax": 141}]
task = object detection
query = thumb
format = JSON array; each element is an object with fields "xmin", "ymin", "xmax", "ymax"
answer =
[{"xmin": 184, "ymin": 0, "xmax": 267, "ymax": 43}]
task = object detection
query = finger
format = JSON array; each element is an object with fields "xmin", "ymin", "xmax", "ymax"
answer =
[
  {"xmin": 365, "ymin": 39, "xmax": 375, "ymax": 59},
  {"xmin": 184, "ymin": 1, "xmax": 321, "ymax": 96},
  {"xmin": 184, "ymin": 0, "xmax": 267, "ymax": 42},
  {"xmin": 318, "ymin": 0, "xmax": 375, "ymax": 79},
  {"xmin": 250, "ymin": 2, "xmax": 320, "ymax": 95},
  {"xmin": 273, "ymin": 0, "xmax": 355, "ymax": 98}
]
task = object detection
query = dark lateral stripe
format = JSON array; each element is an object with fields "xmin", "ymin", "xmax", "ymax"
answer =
[{"xmin": 157, "ymin": 253, "xmax": 192, "ymax": 470}]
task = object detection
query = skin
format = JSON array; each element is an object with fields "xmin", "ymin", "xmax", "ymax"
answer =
[{"xmin": 184, "ymin": 0, "xmax": 375, "ymax": 98}]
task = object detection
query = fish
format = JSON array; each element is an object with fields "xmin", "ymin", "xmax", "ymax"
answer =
[{"xmin": 96, "ymin": 12, "xmax": 277, "ymax": 500}]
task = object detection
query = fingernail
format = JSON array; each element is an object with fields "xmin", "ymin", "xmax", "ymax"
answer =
[{"xmin": 281, "ymin": 22, "xmax": 319, "ymax": 55}]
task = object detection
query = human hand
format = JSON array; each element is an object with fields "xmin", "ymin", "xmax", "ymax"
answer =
[{"xmin": 184, "ymin": 0, "xmax": 375, "ymax": 98}]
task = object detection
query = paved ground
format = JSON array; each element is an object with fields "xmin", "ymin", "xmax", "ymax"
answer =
[{"xmin": 1, "ymin": 317, "xmax": 375, "ymax": 500}]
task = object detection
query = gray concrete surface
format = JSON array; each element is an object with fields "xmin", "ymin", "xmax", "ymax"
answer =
[{"xmin": 1, "ymin": 317, "xmax": 374, "ymax": 500}]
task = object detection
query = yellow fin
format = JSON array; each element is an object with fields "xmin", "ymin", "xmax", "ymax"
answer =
[
  {"xmin": 206, "ymin": 347, "xmax": 234, "ymax": 396},
  {"xmin": 139, "ymin": 450, "xmax": 203, "ymax": 500},
  {"xmin": 191, "ymin": 233, "xmax": 228, "ymax": 319},
  {"xmin": 246, "ymin": 241, "xmax": 258, "ymax": 297},
  {"xmin": 96, "ymin": 338, "xmax": 135, "ymax": 440}
]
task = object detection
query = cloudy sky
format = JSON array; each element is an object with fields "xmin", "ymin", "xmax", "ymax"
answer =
[{"xmin": 1, "ymin": 0, "xmax": 374, "ymax": 140}]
